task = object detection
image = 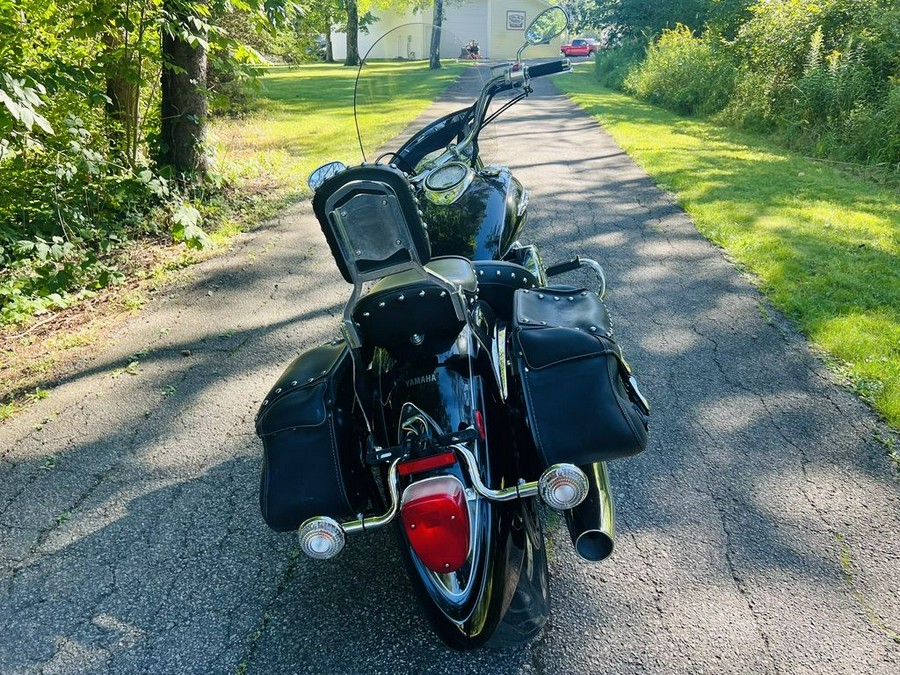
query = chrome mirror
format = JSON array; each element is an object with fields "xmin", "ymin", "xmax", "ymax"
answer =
[
  {"xmin": 308, "ymin": 161, "xmax": 348, "ymax": 191},
  {"xmin": 525, "ymin": 7, "xmax": 568, "ymax": 46}
]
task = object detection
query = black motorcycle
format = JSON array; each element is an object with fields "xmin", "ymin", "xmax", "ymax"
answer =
[{"xmin": 255, "ymin": 7, "xmax": 649, "ymax": 650}]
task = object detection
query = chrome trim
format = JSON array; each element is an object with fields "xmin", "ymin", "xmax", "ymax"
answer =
[
  {"xmin": 511, "ymin": 242, "xmax": 547, "ymax": 286},
  {"xmin": 578, "ymin": 257, "xmax": 607, "ymax": 300},
  {"xmin": 564, "ymin": 461, "xmax": 615, "ymax": 562},
  {"xmin": 332, "ymin": 438, "xmax": 594, "ymax": 547},
  {"xmin": 454, "ymin": 445, "xmax": 538, "ymax": 502},
  {"xmin": 341, "ymin": 459, "xmax": 401, "ymax": 534},
  {"xmin": 517, "ymin": 187, "xmax": 529, "ymax": 218},
  {"xmin": 454, "ymin": 447, "xmax": 590, "ymax": 509},
  {"xmin": 491, "ymin": 324, "xmax": 508, "ymax": 401},
  {"xmin": 423, "ymin": 162, "xmax": 474, "ymax": 205}
]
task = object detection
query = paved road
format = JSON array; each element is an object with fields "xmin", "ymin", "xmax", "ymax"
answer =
[{"xmin": 1, "ymin": 67, "xmax": 898, "ymax": 674}]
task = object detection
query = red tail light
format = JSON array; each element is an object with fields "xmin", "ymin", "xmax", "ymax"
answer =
[
  {"xmin": 400, "ymin": 476, "xmax": 470, "ymax": 573},
  {"xmin": 397, "ymin": 451, "xmax": 457, "ymax": 477}
]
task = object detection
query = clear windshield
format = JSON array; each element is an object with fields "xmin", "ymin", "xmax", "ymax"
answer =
[{"xmin": 352, "ymin": 24, "xmax": 498, "ymax": 170}]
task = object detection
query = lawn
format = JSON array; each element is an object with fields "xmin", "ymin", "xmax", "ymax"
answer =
[
  {"xmin": 211, "ymin": 61, "xmax": 468, "ymax": 205},
  {"xmin": 555, "ymin": 66, "xmax": 900, "ymax": 428}
]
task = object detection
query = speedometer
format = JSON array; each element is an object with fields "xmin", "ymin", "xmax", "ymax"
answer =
[
  {"xmin": 425, "ymin": 163, "xmax": 468, "ymax": 190},
  {"xmin": 424, "ymin": 162, "xmax": 473, "ymax": 205}
]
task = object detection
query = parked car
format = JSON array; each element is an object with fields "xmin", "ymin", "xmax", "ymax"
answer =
[{"xmin": 560, "ymin": 38, "xmax": 599, "ymax": 57}]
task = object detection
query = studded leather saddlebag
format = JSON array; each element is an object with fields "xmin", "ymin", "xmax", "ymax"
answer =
[
  {"xmin": 255, "ymin": 341, "xmax": 368, "ymax": 532},
  {"xmin": 511, "ymin": 287, "xmax": 650, "ymax": 466}
]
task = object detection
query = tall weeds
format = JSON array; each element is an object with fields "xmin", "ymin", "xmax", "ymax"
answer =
[{"xmin": 595, "ymin": 0, "xmax": 899, "ymax": 172}]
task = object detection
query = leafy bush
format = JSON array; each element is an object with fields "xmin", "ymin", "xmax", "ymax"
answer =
[
  {"xmin": 586, "ymin": 0, "xmax": 898, "ymax": 171},
  {"xmin": 0, "ymin": 1, "xmax": 230, "ymax": 327},
  {"xmin": 725, "ymin": 0, "xmax": 895, "ymax": 127},
  {"xmin": 840, "ymin": 84, "xmax": 900, "ymax": 169},
  {"xmin": 594, "ymin": 38, "xmax": 647, "ymax": 90},
  {"xmin": 624, "ymin": 25, "xmax": 736, "ymax": 116}
]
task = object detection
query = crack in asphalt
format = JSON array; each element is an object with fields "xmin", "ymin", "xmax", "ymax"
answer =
[
  {"xmin": 835, "ymin": 535, "xmax": 900, "ymax": 644},
  {"xmin": 689, "ymin": 416, "xmax": 780, "ymax": 672},
  {"xmin": 233, "ymin": 548, "xmax": 303, "ymax": 675},
  {"xmin": 620, "ymin": 511, "xmax": 667, "ymax": 624}
]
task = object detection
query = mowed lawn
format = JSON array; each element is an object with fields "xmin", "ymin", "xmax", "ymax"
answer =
[
  {"xmin": 556, "ymin": 66, "xmax": 900, "ymax": 429},
  {"xmin": 210, "ymin": 61, "xmax": 467, "ymax": 203}
]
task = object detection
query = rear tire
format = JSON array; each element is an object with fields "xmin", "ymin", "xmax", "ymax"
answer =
[{"xmin": 399, "ymin": 494, "xmax": 550, "ymax": 650}]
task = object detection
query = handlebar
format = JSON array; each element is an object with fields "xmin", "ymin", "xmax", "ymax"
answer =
[
  {"xmin": 525, "ymin": 59, "xmax": 570, "ymax": 79},
  {"xmin": 418, "ymin": 58, "xmax": 571, "ymax": 174},
  {"xmin": 460, "ymin": 59, "xmax": 570, "ymax": 150},
  {"xmin": 546, "ymin": 256, "xmax": 582, "ymax": 276}
]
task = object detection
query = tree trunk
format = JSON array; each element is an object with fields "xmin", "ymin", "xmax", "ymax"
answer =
[
  {"xmin": 103, "ymin": 31, "xmax": 139, "ymax": 166},
  {"xmin": 344, "ymin": 0, "xmax": 359, "ymax": 67},
  {"xmin": 160, "ymin": 1, "xmax": 208, "ymax": 182},
  {"xmin": 430, "ymin": 0, "xmax": 443, "ymax": 69},
  {"xmin": 326, "ymin": 20, "xmax": 334, "ymax": 63}
]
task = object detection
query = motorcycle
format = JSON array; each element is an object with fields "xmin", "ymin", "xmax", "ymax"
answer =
[{"xmin": 255, "ymin": 7, "xmax": 650, "ymax": 650}]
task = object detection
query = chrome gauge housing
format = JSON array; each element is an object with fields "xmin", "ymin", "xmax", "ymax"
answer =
[{"xmin": 423, "ymin": 162, "xmax": 473, "ymax": 205}]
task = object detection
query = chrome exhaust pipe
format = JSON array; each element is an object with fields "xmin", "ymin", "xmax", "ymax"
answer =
[{"xmin": 564, "ymin": 461, "xmax": 615, "ymax": 562}]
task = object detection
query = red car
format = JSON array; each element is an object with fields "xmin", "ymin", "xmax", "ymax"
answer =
[{"xmin": 560, "ymin": 38, "xmax": 599, "ymax": 57}]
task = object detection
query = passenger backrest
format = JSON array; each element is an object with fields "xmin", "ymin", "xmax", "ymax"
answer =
[{"xmin": 312, "ymin": 164, "xmax": 431, "ymax": 284}]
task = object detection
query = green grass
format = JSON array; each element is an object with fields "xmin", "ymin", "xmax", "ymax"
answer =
[
  {"xmin": 556, "ymin": 66, "xmax": 900, "ymax": 428},
  {"xmin": 211, "ymin": 61, "xmax": 467, "ymax": 203}
]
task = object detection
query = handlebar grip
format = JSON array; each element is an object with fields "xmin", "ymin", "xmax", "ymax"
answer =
[
  {"xmin": 526, "ymin": 60, "xmax": 569, "ymax": 79},
  {"xmin": 546, "ymin": 257, "xmax": 582, "ymax": 277}
]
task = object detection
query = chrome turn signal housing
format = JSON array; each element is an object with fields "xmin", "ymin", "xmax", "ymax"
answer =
[
  {"xmin": 538, "ymin": 463, "xmax": 589, "ymax": 510},
  {"xmin": 298, "ymin": 516, "xmax": 346, "ymax": 560}
]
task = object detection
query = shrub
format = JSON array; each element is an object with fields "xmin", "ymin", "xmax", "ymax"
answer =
[
  {"xmin": 842, "ymin": 84, "xmax": 900, "ymax": 170},
  {"xmin": 726, "ymin": 0, "xmax": 895, "ymax": 129},
  {"xmin": 594, "ymin": 38, "xmax": 647, "ymax": 90},
  {"xmin": 624, "ymin": 25, "xmax": 736, "ymax": 116}
]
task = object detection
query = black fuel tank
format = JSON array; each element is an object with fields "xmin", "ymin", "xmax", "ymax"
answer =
[{"xmin": 421, "ymin": 167, "xmax": 527, "ymax": 261}]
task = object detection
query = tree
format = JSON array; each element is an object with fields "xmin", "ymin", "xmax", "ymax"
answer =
[
  {"xmin": 429, "ymin": 0, "xmax": 442, "ymax": 69},
  {"xmin": 587, "ymin": 0, "xmax": 713, "ymax": 39},
  {"xmin": 344, "ymin": 0, "xmax": 360, "ymax": 66},
  {"xmin": 160, "ymin": 0, "xmax": 209, "ymax": 181}
]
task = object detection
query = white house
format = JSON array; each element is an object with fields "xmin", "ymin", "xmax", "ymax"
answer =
[{"xmin": 331, "ymin": 0, "xmax": 563, "ymax": 61}]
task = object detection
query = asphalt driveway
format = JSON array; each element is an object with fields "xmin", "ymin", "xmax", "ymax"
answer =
[{"xmin": 1, "ymin": 67, "xmax": 898, "ymax": 674}]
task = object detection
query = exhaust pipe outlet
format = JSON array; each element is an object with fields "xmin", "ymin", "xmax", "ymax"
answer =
[{"xmin": 564, "ymin": 461, "xmax": 615, "ymax": 562}]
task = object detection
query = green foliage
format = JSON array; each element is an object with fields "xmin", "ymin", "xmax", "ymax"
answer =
[
  {"xmin": 0, "ymin": 74, "xmax": 54, "ymax": 137},
  {"xmin": 586, "ymin": 0, "xmax": 899, "ymax": 171},
  {"xmin": 0, "ymin": 0, "xmax": 283, "ymax": 327},
  {"xmin": 841, "ymin": 83, "xmax": 900, "ymax": 169},
  {"xmin": 594, "ymin": 38, "xmax": 646, "ymax": 90},
  {"xmin": 723, "ymin": 0, "xmax": 900, "ymax": 168},
  {"xmin": 586, "ymin": 0, "xmax": 714, "ymax": 38},
  {"xmin": 171, "ymin": 201, "xmax": 211, "ymax": 249},
  {"xmin": 624, "ymin": 25, "xmax": 736, "ymax": 116}
]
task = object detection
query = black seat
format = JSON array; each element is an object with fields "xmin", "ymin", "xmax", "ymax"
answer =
[
  {"xmin": 362, "ymin": 256, "xmax": 476, "ymax": 298},
  {"xmin": 352, "ymin": 257, "xmax": 477, "ymax": 350}
]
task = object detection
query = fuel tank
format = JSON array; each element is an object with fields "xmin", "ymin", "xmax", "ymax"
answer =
[{"xmin": 420, "ymin": 166, "xmax": 527, "ymax": 261}]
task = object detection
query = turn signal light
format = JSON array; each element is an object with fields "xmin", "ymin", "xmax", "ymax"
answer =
[
  {"xmin": 538, "ymin": 464, "xmax": 589, "ymax": 510},
  {"xmin": 298, "ymin": 516, "xmax": 345, "ymax": 560},
  {"xmin": 401, "ymin": 476, "xmax": 469, "ymax": 573}
]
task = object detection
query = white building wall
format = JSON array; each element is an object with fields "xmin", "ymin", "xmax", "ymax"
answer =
[
  {"xmin": 331, "ymin": 0, "xmax": 561, "ymax": 62},
  {"xmin": 332, "ymin": 10, "xmax": 432, "ymax": 61},
  {"xmin": 489, "ymin": 0, "xmax": 561, "ymax": 60},
  {"xmin": 440, "ymin": 0, "xmax": 490, "ymax": 58}
]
